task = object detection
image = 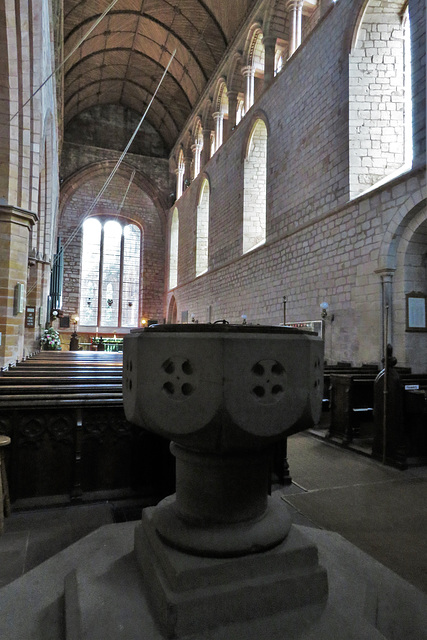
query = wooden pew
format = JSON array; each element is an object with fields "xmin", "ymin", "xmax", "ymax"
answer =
[
  {"xmin": 322, "ymin": 364, "xmax": 378, "ymax": 411},
  {"xmin": 372, "ymin": 371, "xmax": 427, "ymax": 468},
  {"xmin": 0, "ymin": 351, "xmax": 175, "ymax": 505},
  {"xmin": 327, "ymin": 372, "xmax": 378, "ymax": 444}
]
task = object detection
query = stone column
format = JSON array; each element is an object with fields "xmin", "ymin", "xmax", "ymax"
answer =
[
  {"xmin": 212, "ymin": 112, "xmax": 223, "ymax": 152},
  {"xmin": 242, "ymin": 66, "xmax": 255, "ymax": 112},
  {"xmin": 191, "ymin": 142, "xmax": 202, "ymax": 178},
  {"xmin": 201, "ymin": 129, "xmax": 212, "ymax": 168},
  {"xmin": 0, "ymin": 204, "xmax": 38, "ymax": 369},
  {"xmin": 227, "ymin": 90, "xmax": 238, "ymax": 135},
  {"xmin": 263, "ymin": 36, "xmax": 277, "ymax": 88},
  {"xmin": 376, "ymin": 268, "xmax": 395, "ymax": 362},
  {"xmin": 175, "ymin": 166, "xmax": 184, "ymax": 200},
  {"xmin": 184, "ymin": 156, "xmax": 192, "ymax": 188},
  {"xmin": 287, "ymin": 0, "xmax": 304, "ymax": 57}
]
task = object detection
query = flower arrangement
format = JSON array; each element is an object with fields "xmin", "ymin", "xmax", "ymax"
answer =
[{"xmin": 40, "ymin": 327, "xmax": 62, "ymax": 350}]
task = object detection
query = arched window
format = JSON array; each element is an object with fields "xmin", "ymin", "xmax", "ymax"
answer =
[
  {"xmin": 212, "ymin": 84, "xmax": 228, "ymax": 153},
  {"xmin": 243, "ymin": 119, "xmax": 267, "ymax": 254},
  {"xmin": 274, "ymin": 40, "xmax": 287, "ymax": 76},
  {"xmin": 176, "ymin": 149, "xmax": 185, "ymax": 199},
  {"xmin": 79, "ymin": 217, "xmax": 141, "ymax": 327},
  {"xmin": 192, "ymin": 121, "xmax": 203, "ymax": 178},
  {"xmin": 236, "ymin": 97, "xmax": 245, "ymax": 126},
  {"xmin": 349, "ymin": 1, "xmax": 412, "ymax": 198},
  {"xmin": 196, "ymin": 179, "xmax": 210, "ymax": 276},
  {"xmin": 274, "ymin": 50, "xmax": 284, "ymax": 76},
  {"xmin": 169, "ymin": 207, "xmax": 179, "ymax": 289},
  {"xmin": 251, "ymin": 30, "xmax": 265, "ymax": 81}
]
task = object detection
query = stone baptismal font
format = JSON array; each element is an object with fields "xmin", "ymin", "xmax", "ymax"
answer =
[{"xmin": 123, "ymin": 323, "xmax": 327, "ymax": 638}]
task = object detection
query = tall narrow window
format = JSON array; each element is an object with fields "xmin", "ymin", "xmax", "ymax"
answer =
[
  {"xmin": 236, "ymin": 97, "xmax": 245, "ymax": 125},
  {"xmin": 121, "ymin": 224, "xmax": 141, "ymax": 327},
  {"xmin": 169, "ymin": 208, "xmax": 179, "ymax": 289},
  {"xmin": 243, "ymin": 119, "xmax": 267, "ymax": 254},
  {"xmin": 176, "ymin": 150, "xmax": 185, "ymax": 199},
  {"xmin": 196, "ymin": 179, "xmax": 209, "ymax": 276},
  {"xmin": 79, "ymin": 218, "xmax": 141, "ymax": 327},
  {"xmin": 101, "ymin": 220, "xmax": 121, "ymax": 326},
  {"xmin": 80, "ymin": 218, "xmax": 101, "ymax": 326},
  {"xmin": 403, "ymin": 9, "xmax": 412, "ymax": 167},
  {"xmin": 349, "ymin": 0, "xmax": 411, "ymax": 198}
]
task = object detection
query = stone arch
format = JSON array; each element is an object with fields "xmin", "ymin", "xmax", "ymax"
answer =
[
  {"xmin": 249, "ymin": 28, "xmax": 265, "ymax": 72},
  {"xmin": 212, "ymin": 78, "xmax": 228, "ymax": 114},
  {"xmin": 191, "ymin": 117, "xmax": 203, "ymax": 142},
  {"xmin": 241, "ymin": 110, "xmax": 271, "ymax": 162},
  {"xmin": 378, "ymin": 189, "xmax": 427, "ymax": 370},
  {"xmin": 243, "ymin": 22, "xmax": 264, "ymax": 68},
  {"xmin": 241, "ymin": 22, "xmax": 265, "ymax": 111},
  {"xmin": 395, "ymin": 207, "xmax": 427, "ymax": 372},
  {"xmin": 210, "ymin": 78, "xmax": 228, "ymax": 152},
  {"xmin": 176, "ymin": 147, "xmax": 185, "ymax": 198},
  {"xmin": 378, "ymin": 191, "xmax": 426, "ymax": 272},
  {"xmin": 190, "ymin": 117, "xmax": 203, "ymax": 179},
  {"xmin": 60, "ymin": 161, "xmax": 168, "ymax": 234}
]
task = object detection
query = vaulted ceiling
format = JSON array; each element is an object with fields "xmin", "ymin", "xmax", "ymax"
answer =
[{"xmin": 63, "ymin": 0, "xmax": 256, "ymax": 153}]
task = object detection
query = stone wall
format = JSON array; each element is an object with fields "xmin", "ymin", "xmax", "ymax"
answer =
[
  {"xmin": 59, "ymin": 165, "xmax": 168, "ymax": 327},
  {"xmin": 64, "ymin": 105, "xmax": 167, "ymax": 159},
  {"xmin": 165, "ymin": 0, "xmax": 426, "ymax": 371},
  {"xmin": 0, "ymin": 0, "xmax": 60, "ymax": 367}
]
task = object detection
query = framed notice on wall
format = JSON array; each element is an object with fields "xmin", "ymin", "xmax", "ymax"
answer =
[
  {"xmin": 406, "ymin": 292, "xmax": 427, "ymax": 332},
  {"xmin": 25, "ymin": 306, "xmax": 36, "ymax": 328}
]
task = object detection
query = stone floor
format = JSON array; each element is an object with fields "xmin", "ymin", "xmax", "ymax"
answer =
[{"xmin": 0, "ymin": 432, "xmax": 426, "ymax": 594}]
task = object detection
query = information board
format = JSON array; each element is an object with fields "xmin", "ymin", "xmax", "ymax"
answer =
[{"xmin": 25, "ymin": 305, "xmax": 36, "ymax": 328}]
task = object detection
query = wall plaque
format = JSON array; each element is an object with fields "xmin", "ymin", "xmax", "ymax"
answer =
[
  {"xmin": 25, "ymin": 306, "xmax": 36, "ymax": 328},
  {"xmin": 406, "ymin": 292, "xmax": 427, "ymax": 332},
  {"xmin": 60, "ymin": 315, "xmax": 70, "ymax": 329}
]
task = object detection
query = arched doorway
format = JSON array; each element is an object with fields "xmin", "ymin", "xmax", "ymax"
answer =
[{"xmin": 380, "ymin": 199, "xmax": 427, "ymax": 372}]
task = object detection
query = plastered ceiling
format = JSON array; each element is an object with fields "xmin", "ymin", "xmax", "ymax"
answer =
[{"xmin": 63, "ymin": 0, "xmax": 256, "ymax": 152}]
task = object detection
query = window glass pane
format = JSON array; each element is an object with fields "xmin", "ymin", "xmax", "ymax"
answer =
[
  {"xmin": 79, "ymin": 218, "xmax": 101, "ymax": 325},
  {"xmin": 243, "ymin": 119, "xmax": 267, "ymax": 253},
  {"xmin": 169, "ymin": 208, "xmax": 179, "ymax": 289},
  {"xmin": 100, "ymin": 220, "xmax": 122, "ymax": 326},
  {"xmin": 196, "ymin": 180, "xmax": 209, "ymax": 276},
  {"xmin": 121, "ymin": 224, "xmax": 141, "ymax": 327}
]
